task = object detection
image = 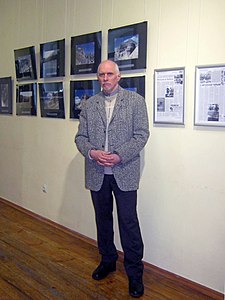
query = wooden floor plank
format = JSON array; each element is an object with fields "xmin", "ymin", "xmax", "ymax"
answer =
[
  {"xmin": 0, "ymin": 277, "xmax": 31, "ymax": 300},
  {"xmin": 0, "ymin": 200, "xmax": 223, "ymax": 300}
]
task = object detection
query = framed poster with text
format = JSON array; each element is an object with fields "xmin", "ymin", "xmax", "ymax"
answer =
[
  {"xmin": 39, "ymin": 82, "xmax": 65, "ymax": 119},
  {"xmin": 108, "ymin": 21, "xmax": 147, "ymax": 71},
  {"xmin": 14, "ymin": 46, "xmax": 37, "ymax": 81},
  {"xmin": 71, "ymin": 31, "xmax": 102, "ymax": 75},
  {"xmin": 194, "ymin": 64, "xmax": 225, "ymax": 127},
  {"xmin": 0, "ymin": 77, "xmax": 13, "ymax": 115},
  {"xmin": 40, "ymin": 39, "xmax": 65, "ymax": 78},
  {"xmin": 70, "ymin": 80, "xmax": 101, "ymax": 119},
  {"xmin": 154, "ymin": 67, "xmax": 185, "ymax": 125},
  {"xmin": 16, "ymin": 83, "xmax": 37, "ymax": 116}
]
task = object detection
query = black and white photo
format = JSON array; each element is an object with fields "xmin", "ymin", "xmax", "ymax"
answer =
[
  {"xmin": 0, "ymin": 77, "xmax": 13, "ymax": 114},
  {"xmin": 14, "ymin": 46, "xmax": 37, "ymax": 81},
  {"xmin": 40, "ymin": 39, "xmax": 65, "ymax": 78},
  {"xmin": 16, "ymin": 83, "xmax": 37, "ymax": 116},
  {"xmin": 39, "ymin": 82, "xmax": 65, "ymax": 119}
]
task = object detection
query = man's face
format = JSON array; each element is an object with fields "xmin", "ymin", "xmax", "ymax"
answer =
[{"xmin": 97, "ymin": 61, "xmax": 121, "ymax": 95}]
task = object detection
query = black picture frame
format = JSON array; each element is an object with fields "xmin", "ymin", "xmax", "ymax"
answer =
[
  {"xmin": 70, "ymin": 80, "xmax": 101, "ymax": 119},
  {"xmin": 108, "ymin": 21, "xmax": 147, "ymax": 71},
  {"xmin": 16, "ymin": 83, "xmax": 37, "ymax": 116},
  {"xmin": 194, "ymin": 64, "xmax": 225, "ymax": 127},
  {"xmin": 71, "ymin": 31, "xmax": 102, "ymax": 75},
  {"xmin": 40, "ymin": 39, "xmax": 65, "ymax": 78},
  {"xmin": 154, "ymin": 67, "xmax": 185, "ymax": 125},
  {"xmin": 119, "ymin": 76, "xmax": 145, "ymax": 98},
  {"xmin": 39, "ymin": 82, "xmax": 65, "ymax": 119},
  {"xmin": 14, "ymin": 46, "xmax": 37, "ymax": 81},
  {"xmin": 0, "ymin": 77, "xmax": 13, "ymax": 115}
]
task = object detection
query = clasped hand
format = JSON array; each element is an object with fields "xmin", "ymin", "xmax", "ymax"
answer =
[{"xmin": 90, "ymin": 150, "xmax": 121, "ymax": 167}]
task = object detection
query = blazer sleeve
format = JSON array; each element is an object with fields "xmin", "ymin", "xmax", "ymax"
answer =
[{"xmin": 75, "ymin": 102, "xmax": 95, "ymax": 158}]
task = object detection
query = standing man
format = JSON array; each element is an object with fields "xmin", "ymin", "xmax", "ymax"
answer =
[{"xmin": 75, "ymin": 60, "xmax": 149, "ymax": 298}]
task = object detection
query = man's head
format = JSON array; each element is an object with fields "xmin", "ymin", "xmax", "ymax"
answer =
[{"xmin": 97, "ymin": 60, "xmax": 121, "ymax": 95}]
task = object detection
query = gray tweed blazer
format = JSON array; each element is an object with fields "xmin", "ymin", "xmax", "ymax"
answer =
[{"xmin": 75, "ymin": 86, "xmax": 150, "ymax": 191}]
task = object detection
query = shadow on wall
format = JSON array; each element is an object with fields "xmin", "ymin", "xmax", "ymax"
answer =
[
  {"xmin": 57, "ymin": 152, "xmax": 96, "ymax": 239},
  {"xmin": 140, "ymin": 148, "xmax": 146, "ymax": 179}
]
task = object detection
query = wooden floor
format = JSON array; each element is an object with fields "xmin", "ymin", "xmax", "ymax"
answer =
[{"xmin": 0, "ymin": 199, "xmax": 223, "ymax": 300}]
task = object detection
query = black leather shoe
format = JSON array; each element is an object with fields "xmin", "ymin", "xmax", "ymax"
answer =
[
  {"xmin": 129, "ymin": 278, "xmax": 144, "ymax": 298},
  {"xmin": 92, "ymin": 262, "xmax": 116, "ymax": 280}
]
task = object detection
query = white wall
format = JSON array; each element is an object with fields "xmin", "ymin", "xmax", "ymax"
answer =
[{"xmin": 0, "ymin": 0, "xmax": 224, "ymax": 294}]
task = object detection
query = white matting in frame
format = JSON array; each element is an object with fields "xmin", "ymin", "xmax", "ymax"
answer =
[
  {"xmin": 154, "ymin": 67, "xmax": 185, "ymax": 125},
  {"xmin": 194, "ymin": 64, "xmax": 225, "ymax": 127}
]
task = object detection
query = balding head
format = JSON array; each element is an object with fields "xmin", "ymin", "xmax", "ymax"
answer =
[
  {"xmin": 97, "ymin": 60, "xmax": 120, "ymax": 75},
  {"xmin": 97, "ymin": 60, "xmax": 121, "ymax": 95}
]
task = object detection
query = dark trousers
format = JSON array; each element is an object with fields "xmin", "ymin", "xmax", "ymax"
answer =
[{"xmin": 91, "ymin": 175, "xmax": 144, "ymax": 279}]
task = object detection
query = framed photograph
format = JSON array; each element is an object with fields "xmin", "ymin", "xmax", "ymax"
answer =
[
  {"xmin": 40, "ymin": 39, "xmax": 65, "ymax": 78},
  {"xmin": 39, "ymin": 82, "xmax": 65, "ymax": 119},
  {"xmin": 71, "ymin": 31, "xmax": 102, "ymax": 75},
  {"xmin": 16, "ymin": 83, "xmax": 37, "ymax": 116},
  {"xmin": 0, "ymin": 77, "xmax": 13, "ymax": 115},
  {"xmin": 154, "ymin": 67, "xmax": 185, "ymax": 125},
  {"xmin": 70, "ymin": 80, "xmax": 101, "ymax": 119},
  {"xmin": 194, "ymin": 64, "xmax": 225, "ymax": 127},
  {"xmin": 108, "ymin": 21, "xmax": 147, "ymax": 71},
  {"xmin": 14, "ymin": 46, "xmax": 37, "ymax": 81},
  {"xmin": 119, "ymin": 76, "xmax": 145, "ymax": 98}
]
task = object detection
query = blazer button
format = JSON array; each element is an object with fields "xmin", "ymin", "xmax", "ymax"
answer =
[{"xmin": 102, "ymin": 145, "xmax": 104, "ymax": 148}]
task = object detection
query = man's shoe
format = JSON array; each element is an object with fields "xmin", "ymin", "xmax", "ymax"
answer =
[
  {"xmin": 92, "ymin": 262, "xmax": 116, "ymax": 280},
  {"xmin": 129, "ymin": 278, "xmax": 144, "ymax": 298}
]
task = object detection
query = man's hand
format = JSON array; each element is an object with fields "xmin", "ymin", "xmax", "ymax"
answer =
[{"xmin": 90, "ymin": 150, "xmax": 121, "ymax": 167}]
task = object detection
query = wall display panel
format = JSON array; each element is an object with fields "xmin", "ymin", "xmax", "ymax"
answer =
[
  {"xmin": 71, "ymin": 31, "xmax": 102, "ymax": 75},
  {"xmin": 70, "ymin": 80, "xmax": 101, "ymax": 119},
  {"xmin": 0, "ymin": 77, "xmax": 13, "ymax": 115},
  {"xmin": 194, "ymin": 64, "xmax": 225, "ymax": 127},
  {"xmin": 16, "ymin": 83, "xmax": 37, "ymax": 116},
  {"xmin": 14, "ymin": 46, "xmax": 37, "ymax": 81},
  {"xmin": 108, "ymin": 21, "xmax": 147, "ymax": 71},
  {"xmin": 39, "ymin": 82, "xmax": 65, "ymax": 119},
  {"xmin": 154, "ymin": 68, "xmax": 185, "ymax": 125},
  {"xmin": 40, "ymin": 39, "xmax": 65, "ymax": 78},
  {"xmin": 119, "ymin": 76, "xmax": 145, "ymax": 98}
]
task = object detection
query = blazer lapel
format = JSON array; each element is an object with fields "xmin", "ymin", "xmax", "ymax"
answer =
[
  {"xmin": 110, "ymin": 89, "xmax": 124, "ymax": 123},
  {"xmin": 96, "ymin": 94, "xmax": 107, "ymax": 126}
]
